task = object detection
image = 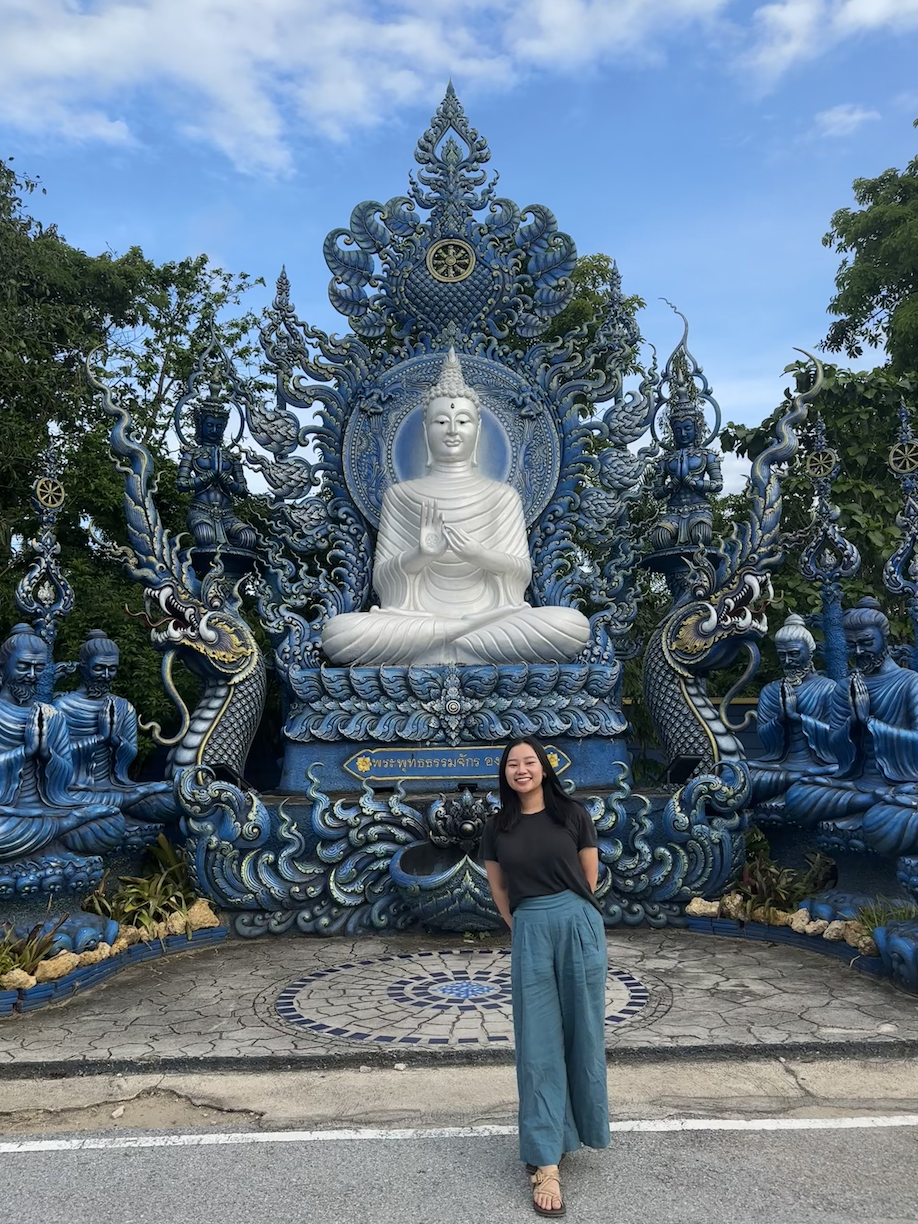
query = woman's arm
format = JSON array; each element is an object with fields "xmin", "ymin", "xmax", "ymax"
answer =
[
  {"xmin": 484, "ymin": 860, "xmax": 513, "ymax": 930},
  {"xmin": 578, "ymin": 847, "xmax": 599, "ymax": 893}
]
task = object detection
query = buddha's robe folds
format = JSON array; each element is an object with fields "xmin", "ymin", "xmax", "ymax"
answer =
[
  {"xmin": 54, "ymin": 692, "xmax": 175, "ymax": 824},
  {"xmin": 750, "ymin": 672, "xmax": 837, "ymax": 804},
  {"xmin": 0, "ymin": 700, "xmax": 124, "ymax": 862},
  {"xmin": 785, "ymin": 660, "xmax": 918, "ymax": 856},
  {"xmin": 322, "ymin": 473, "xmax": 590, "ymax": 667}
]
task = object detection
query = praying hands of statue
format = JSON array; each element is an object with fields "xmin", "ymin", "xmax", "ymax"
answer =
[
  {"xmin": 779, "ymin": 678, "xmax": 799, "ymax": 720},
  {"xmin": 27, "ymin": 707, "xmax": 52, "ymax": 763},
  {"xmin": 850, "ymin": 671, "xmax": 871, "ymax": 723}
]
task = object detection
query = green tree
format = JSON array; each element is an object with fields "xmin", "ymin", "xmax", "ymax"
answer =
[
  {"xmin": 721, "ymin": 362, "xmax": 918, "ymax": 662},
  {"xmin": 0, "ymin": 159, "xmax": 266, "ymax": 760},
  {"xmin": 542, "ymin": 253, "xmax": 644, "ymax": 367},
  {"xmin": 823, "ymin": 118, "xmax": 918, "ymax": 373}
]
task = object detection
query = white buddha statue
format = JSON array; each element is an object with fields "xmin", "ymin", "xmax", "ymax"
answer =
[{"xmin": 321, "ymin": 349, "xmax": 590, "ymax": 667}]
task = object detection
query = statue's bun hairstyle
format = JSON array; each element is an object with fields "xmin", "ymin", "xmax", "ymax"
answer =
[
  {"xmin": 80, "ymin": 628, "xmax": 120, "ymax": 664},
  {"xmin": 843, "ymin": 596, "xmax": 890, "ymax": 637},
  {"xmin": 0, "ymin": 623, "xmax": 47, "ymax": 670},
  {"xmin": 774, "ymin": 612, "xmax": 815, "ymax": 653},
  {"xmin": 424, "ymin": 347, "xmax": 481, "ymax": 413}
]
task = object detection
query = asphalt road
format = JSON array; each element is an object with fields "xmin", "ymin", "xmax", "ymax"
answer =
[{"xmin": 3, "ymin": 1123, "xmax": 918, "ymax": 1224}]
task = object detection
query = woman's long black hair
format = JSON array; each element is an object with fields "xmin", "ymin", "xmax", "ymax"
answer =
[{"xmin": 495, "ymin": 737, "xmax": 580, "ymax": 833}]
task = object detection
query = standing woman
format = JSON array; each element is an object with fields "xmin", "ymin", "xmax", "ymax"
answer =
[{"xmin": 481, "ymin": 737, "xmax": 610, "ymax": 1217}]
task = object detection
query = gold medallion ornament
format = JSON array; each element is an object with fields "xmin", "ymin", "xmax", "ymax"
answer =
[
  {"xmin": 802, "ymin": 450, "xmax": 838, "ymax": 480},
  {"xmin": 890, "ymin": 440, "xmax": 918, "ymax": 476},
  {"xmin": 34, "ymin": 476, "xmax": 65, "ymax": 509},
  {"xmin": 426, "ymin": 238, "xmax": 475, "ymax": 283}
]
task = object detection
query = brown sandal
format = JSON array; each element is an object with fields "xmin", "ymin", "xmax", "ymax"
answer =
[
  {"xmin": 530, "ymin": 1165, "xmax": 565, "ymax": 1217},
  {"xmin": 526, "ymin": 1154, "xmax": 565, "ymax": 1176}
]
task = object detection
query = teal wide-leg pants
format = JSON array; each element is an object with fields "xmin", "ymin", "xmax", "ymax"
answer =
[{"xmin": 511, "ymin": 891, "xmax": 610, "ymax": 1167}]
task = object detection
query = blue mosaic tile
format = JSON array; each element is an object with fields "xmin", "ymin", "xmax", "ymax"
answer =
[{"xmin": 271, "ymin": 949, "xmax": 652, "ymax": 1048}]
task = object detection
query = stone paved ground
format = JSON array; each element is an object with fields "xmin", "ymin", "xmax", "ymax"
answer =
[{"xmin": 0, "ymin": 928, "xmax": 916, "ymax": 1071}]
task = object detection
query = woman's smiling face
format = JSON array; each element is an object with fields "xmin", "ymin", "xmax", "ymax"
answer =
[{"xmin": 504, "ymin": 743, "xmax": 545, "ymax": 800}]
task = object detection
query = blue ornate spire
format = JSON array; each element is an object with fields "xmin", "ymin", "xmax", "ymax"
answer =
[
  {"xmin": 799, "ymin": 413, "xmax": 860, "ymax": 681},
  {"xmin": 15, "ymin": 447, "xmax": 74, "ymax": 700},
  {"xmin": 322, "ymin": 85, "xmax": 577, "ymax": 344},
  {"xmin": 884, "ymin": 400, "xmax": 918, "ymax": 667},
  {"xmin": 409, "ymin": 81, "xmax": 494, "ymax": 236}
]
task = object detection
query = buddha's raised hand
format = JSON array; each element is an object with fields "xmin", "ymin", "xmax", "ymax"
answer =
[{"xmin": 418, "ymin": 499, "xmax": 447, "ymax": 557}]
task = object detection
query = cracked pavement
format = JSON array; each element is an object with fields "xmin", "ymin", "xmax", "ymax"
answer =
[{"xmin": 0, "ymin": 928, "xmax": 916, "ymax": 1073}]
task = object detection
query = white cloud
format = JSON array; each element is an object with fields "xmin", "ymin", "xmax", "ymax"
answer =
[
  {"xmin": 0, "ymin": 0, "xmax": 914, "ymax": 173},
  {"xmin": 718, "ymin": 450, "xmax": 752, "ymax": 496},
  {"xmin": 747, "ymin": 0, "xmax": 918, "ymax": 80},
  {"xmin": 811, "ymin": 103, "xmax": 881, "ymax": 138}
]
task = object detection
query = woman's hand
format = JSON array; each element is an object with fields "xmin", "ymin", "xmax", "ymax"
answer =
[
  {"xmin": 484, "ymin": 860, "xmax": 513, "ymax": 930},
  {"xmin": 579, "ymin": 847, "xmax": 599, "ymax": 893}
]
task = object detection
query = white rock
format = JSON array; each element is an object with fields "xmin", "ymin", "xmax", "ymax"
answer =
[
  {"xmin": 0, "ymin": 968, "xmax": 36, "ymax": 991},
  {"xmin": 33, "ymin": 951, "xmax": 80, "ymax": 983},
  {"xmin": 685, "ymin": 898, "xmax": 719, "ymax": 917},
  {"xmin": 187, "ymin": 899, "xmax": 222, "ymax": 931}
]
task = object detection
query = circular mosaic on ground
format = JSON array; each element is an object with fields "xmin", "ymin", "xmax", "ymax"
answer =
[{"xmin": 271, "ymin": 949, "xmax": 656, "ymax": 1047}]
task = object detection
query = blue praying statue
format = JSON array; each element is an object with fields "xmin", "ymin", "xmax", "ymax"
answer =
[
  {"xmin": 785, "ymin": 598, "xmax": 918, "ymax": 857},
  {"xmin": 750, "ymin": 613, "xmax": 837, "ymax": 817},
  {"xmin": 0, "ymin": 624, "xmax": 124, "ymax": 864},
  {"xmin": 54, "ymin": 630, "xmax": 176, "ymax": 828}
]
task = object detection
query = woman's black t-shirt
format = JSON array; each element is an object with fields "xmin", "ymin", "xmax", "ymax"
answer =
[{"xmin": 480, "ymin": 804, "xmax": 599, "ymax": 912}]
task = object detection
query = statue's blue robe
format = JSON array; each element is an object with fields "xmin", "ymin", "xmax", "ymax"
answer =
[
  {"xmin": 0, "ymin": 701, "xmax": 124, "ymax": 862},
  {"xmin": 54, "ymin": 692, "xmax": 175, "ymax": 823},
  {"xmin": 785, "ymin": 661, "xmax": 918, "ymax": 855},
  {"xmin": 751, "ymin": 673, "xmax": 837, "ymax": 806}
]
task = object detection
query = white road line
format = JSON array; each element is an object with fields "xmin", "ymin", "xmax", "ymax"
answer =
[{"xmin": 3, "ymin": 1115, "xmax": 918, "ymax": 1154}]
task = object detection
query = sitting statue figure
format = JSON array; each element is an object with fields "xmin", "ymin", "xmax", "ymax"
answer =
[
  {"xmin": 54, "ymin": 630, "xmax": 176, "ymax": 827},
  {"xmin": 649, "ymin": 404, "xmax": 723, "ymax": 552},
  {"xmin": 750, "ymin": 614, "xmax": 837, "ymax": 815},
  {"xmin": 0, "ymin": 624, "xmax": 124, "ymax": 863},
  {"xmin": 785, "ymin": 598, "xmax": 918, "ymax": 857},
  {"xmin": 322, "ymin": 349, "xmax": 591, "ymax": 666},
  {"xmin": 176, "ymin": 381, "xmax": 257, "ymax": 552}
]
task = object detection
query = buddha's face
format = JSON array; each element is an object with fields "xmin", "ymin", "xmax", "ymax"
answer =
[
  {"xmin": 425, "ymin": 396, "xmax": 480, "ymax": 465},
  {"xmin": 776, "ymin": 639, "xmax": 811, "ymax": 674},
  {"xmin": 1, "ymin": 641, "xmax": 47, "ymax": 706},
  {"xmin": 845, "ymin": 624, "xmax": 888, "ymax": 674},
  {"xmin": 80, "ymin": 650, "xmax": 119, "ymax": 697}
]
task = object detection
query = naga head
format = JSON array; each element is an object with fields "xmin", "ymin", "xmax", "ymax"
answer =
[
  {"xmin": 139, "ymin": 567, "xmax": 259, "ymax": 684},
  {"xmin": 663, "ymin": 555, "xmax": 773, "ymax": 678}
]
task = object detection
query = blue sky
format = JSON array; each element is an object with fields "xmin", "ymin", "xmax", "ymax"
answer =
[{"xmin": 2, "ymin": 1, "xmax": 917, "ymax": 491}]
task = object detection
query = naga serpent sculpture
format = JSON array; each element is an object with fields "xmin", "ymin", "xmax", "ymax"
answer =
[
  {"xmin": 643, "ymin": 354, "xmax": 824, "ymax": 776},
  {"xmin": 87, "ymin": 358, "xmax": 266, "ymax": 780}
]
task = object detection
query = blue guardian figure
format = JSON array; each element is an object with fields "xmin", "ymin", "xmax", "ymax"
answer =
[
  {"xmin": 54, "ymin": 630, "xmax": 176, "ymax": 829},
  {"xmin": 176, "ymin": 383, "xmax": 257, "ymax": 554},
  {"xmin": 785, "ymin": 598, "xmax": 918, "ymax": 857},
  {"xmin": 0, "ymin": 624, "xmax": 124, "ymax": 863},
  {"xmin": 750, "ymin": 613, "xmax": 837, "ymax": 817}
]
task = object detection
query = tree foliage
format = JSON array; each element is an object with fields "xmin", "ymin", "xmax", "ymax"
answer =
[
  {"xmin": 823, "ymin": 117, "xmax": 918, "ymax": 373},
  {"xmin": 542, "ymin": 253, "xmax": 644, "ymax": 361},
  {"xmin": 0, "ymin": 158, "xmax": 265, "ymax": 761},
  {"xmin": 721, "ymin": 361, "xmax": 918, "ymax": 658}
]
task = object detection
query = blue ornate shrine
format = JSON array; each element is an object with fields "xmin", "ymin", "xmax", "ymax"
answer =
[{"xmin": 10, "ymin": 86, "xmax": 918, "ymax": 981}]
